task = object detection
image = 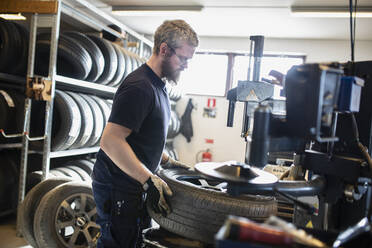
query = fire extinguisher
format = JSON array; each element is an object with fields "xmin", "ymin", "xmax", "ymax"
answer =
[
  {"xmin": 202, "ymin": 149, "xmax": 212, "ymax": 162},
  {"xmin": 196, "ymin": 149, "xmax": 212, "ymax": 162}
]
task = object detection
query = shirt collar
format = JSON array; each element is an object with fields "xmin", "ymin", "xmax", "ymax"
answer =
[{"xmin": 143, "ymin": 63, "xmax": 166, "ymax": 90}]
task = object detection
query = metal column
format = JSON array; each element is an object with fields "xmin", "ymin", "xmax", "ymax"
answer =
[{"xmin": 16, "ymin": 1, "xmax": 62, "ymax": 235}]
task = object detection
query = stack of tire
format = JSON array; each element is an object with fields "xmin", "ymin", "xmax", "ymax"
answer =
[
  {"xmin": 35, "ymin": 31, "xmax": 145, "ymax": 87},
  {"xmin": 20, "ymin": 178, "xmax": 99, "ymax": 247},
  {"xmin": 30, "ymin": 90, "xmax": 111, "ymax": 151},
  {"xmin": 166, "ymin": 110, "xmax": 181, "ymax": 139},
  {"xmin": 166, "ymin": 84, "xmax": 182, "ymax": 102},
  {"xmin": 26, "ymin": 158, "xmax": 95, "ymax": 191},
  {"xmin": 164, "ymin": 143, "xmax": 179, "ymax": 161},
  {"xmin": 0, "ymin": 18, "xmax": 29, "ymax": 76}
]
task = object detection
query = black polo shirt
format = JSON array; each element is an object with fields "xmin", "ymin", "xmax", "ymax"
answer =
[{"xmin": 94, "ymin": 63, "xmax": 170, "ymax": 188}]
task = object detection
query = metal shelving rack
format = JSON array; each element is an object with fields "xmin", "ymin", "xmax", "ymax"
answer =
[{"xmin": 0, "ymin": 0, "xmax": 153, "ymax": 235}]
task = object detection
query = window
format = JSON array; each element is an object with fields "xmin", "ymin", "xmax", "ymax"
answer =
[
  {"xmin": 233, "ymin": 55, "xmax": 305, "ymax": 97},
  {"xmin": 178, "ymin": 53, "xmax": 229, "ymax": 96},
  {"xmin": 178, "ymin": 51, "xmax": 305, "ymax": 97}
]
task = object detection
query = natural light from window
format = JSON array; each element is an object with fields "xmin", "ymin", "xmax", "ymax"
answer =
[
  {"xmin": 233, "ymin": 55, "xmax": 304, "ymax": 97},
  {"xmin": 178, "ymin": 53, "xmax": 228, "ymax": 96}
]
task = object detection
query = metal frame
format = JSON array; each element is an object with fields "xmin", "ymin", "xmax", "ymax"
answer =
[{"xmin": 4, "ymin": 0, "xmax": 153, "ymax": 235}]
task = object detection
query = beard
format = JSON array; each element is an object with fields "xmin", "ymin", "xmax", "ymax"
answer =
[{"xmin": 161, "ymin": 57, "xmax": 181, "ymax": 84}]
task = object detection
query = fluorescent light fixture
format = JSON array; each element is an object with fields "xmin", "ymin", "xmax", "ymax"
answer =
[
  {"xmin": 291, "ymin": 6, "xmax": 372, "ymax": 18},
  {"xmin": 0, "ymin": 13, "xmax": 26, "ymax": 20},
  {"xmin": 112, "ymin": 5, "xmax": 203, "ymax": 16}
]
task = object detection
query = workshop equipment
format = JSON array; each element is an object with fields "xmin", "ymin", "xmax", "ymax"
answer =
[{"xmin": 196, "ymin": 61, "xmax": 372, "ymax": 246}]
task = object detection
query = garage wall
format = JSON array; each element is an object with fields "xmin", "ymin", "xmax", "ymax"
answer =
[{"xmin": 173, "ymin": 37, "xmax": 372, "ymax": 166}]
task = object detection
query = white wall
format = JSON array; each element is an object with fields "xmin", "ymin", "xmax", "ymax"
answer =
[{"xmin": 173, "ymin": 37, "xmax": 372, "ymax": 166}]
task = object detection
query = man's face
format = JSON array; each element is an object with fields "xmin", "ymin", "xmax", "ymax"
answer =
[{"xmin": 161, "ymin": 41, "xmax": 195, "ymax": 83}]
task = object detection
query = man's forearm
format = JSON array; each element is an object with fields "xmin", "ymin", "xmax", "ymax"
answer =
[{"xmin": 101, "ymin": 135, "xmax": 152, "ymax": 185}]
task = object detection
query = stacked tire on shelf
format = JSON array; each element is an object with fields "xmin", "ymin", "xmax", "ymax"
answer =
[
  {"xmin": 0, "ymin": 18, "xmax": 29, "ymax": 76},
  {"xmin": 164, "ymin": 84, "xmax": 183, "ymax": 160},
  {"xmin": 35, "ymin": 31, "xmax": 145, "ymax": 87},
  {"xmin": 30, "ymin": 90, "xmax": 111, "ymax": 151}
]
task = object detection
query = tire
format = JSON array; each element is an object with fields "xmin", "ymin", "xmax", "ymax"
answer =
[
  {"xmin": 87, "ymin": 35, "xmax": 117, "ymax": 85},
  {"xmin": 54, "ymin": 167, "xmax": 82, "ymax": 181},
  {"xmin": 148, "ymin": 169, "xmax": 277, "ymax": 244},
  {"xmin": 66, "ymin": 165, "xmax": 92, "ymax": 182},
  {"xmin": 20, "ymin": 177, "xmax": 72, "ymax": 248},
  {"xmin": 65, "ymin": 92, "xmax": 94, "ymax": 149},
  {"xmin": 90, "ymin": 95, "xmax": 110, "ymax": 146},
  {"xmin": 33, "ymin": 182, "xmax": 100, "ymax": 248},
  {"xmin": 35, "ymin": 33, "xmax": 92, "ymax": 80},
  {"xmin": 74, "ymin": 159, "xmax": 94, "ymax": 176},
  {"xmin": 121, "ymin": 48, "xmax": 132, "ymax": 78},
  {"xmin": 64, "ymin": 31, "xmax": 105, "ymax": 82},
  {"xmin": 50, "ymin": 169, "xmax": 69, "ymax": 178},
  {"xmin": 26, "ymin": 171, "xmax": 44, "ymax": 193},
  {"xmin": 12, "ymin": 23, "xmax": 29, "ymax": 76},
  {"xmin": 108, "ymin": 43, "xmax": 125, "ymax": 87},
  {"xmin": 90, "ymin": 95, "xmax": 110, "ymax": 125},
  {"xmin": 0, "ymin": 18, "xmax": 22, "ymax": 73},
  {"xmin": 79, "ymin": 94, "xmax": 104, "ymax": 147},
  {"xmin": 52, "ymin": 90, "xmax": 82, "ymax": 151}
]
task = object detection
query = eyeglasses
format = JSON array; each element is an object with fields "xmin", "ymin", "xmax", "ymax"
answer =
[{"xmin": 166, "ymin": 44, "xmax": 190, "ymax": 65}]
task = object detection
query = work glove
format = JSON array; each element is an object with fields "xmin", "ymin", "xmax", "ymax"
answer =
[
  {"xmin": 161, "ymin": 156, "xmax": 192, "ymax": 170},
  {"xmin": 143, "ymin": 175, "xmax": 173, "ymax": 216}
]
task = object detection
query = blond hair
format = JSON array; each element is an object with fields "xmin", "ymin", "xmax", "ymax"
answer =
[{"xmin": 153, "ymin": 20, "xmax": 198, "ymax": 55}]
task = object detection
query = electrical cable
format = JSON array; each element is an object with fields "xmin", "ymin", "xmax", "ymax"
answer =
[
  {"xmin": 349, "ymin": 0, "xmax": 354, "ymax": 62},
  {"xmin": 350, "ymin": 113, "xmax": 372, "ymax": 172}
]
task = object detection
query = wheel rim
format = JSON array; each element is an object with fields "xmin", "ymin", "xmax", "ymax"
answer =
[
  {"xmin": 54, "ymin": 193, "xmax": 100, "ymax": 247},
  {"xmin": 176, "ymin": 174, "xmax": 228, "ymax": 192}
]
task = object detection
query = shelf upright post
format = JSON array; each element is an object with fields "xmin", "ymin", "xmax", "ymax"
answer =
[
  {"xmin": 16, "ymin": 1, "xmax": 62, "ymax": 236},
  {"xmin": 41, "ymin": 1, "xmax": 61, "ymax": 182}
]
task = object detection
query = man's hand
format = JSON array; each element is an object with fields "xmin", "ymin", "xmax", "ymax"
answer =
[
  {"xmin": 143, "ymin": 175, "xmax": 173, "ymax": 216},
  {"xmin": 161, "ymin": 156, "xmax": 191, "ymax": 170}
]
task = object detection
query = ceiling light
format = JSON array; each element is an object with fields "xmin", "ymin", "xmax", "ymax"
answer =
[
  {"xmin": 291, "ymin": 6, "xmax": 372, "ymax": 18},
  {"xmin": 0, "ymin": 13, "xmax": 26, "ymax": 20},
  {"xmin": 112, "ymin": 5, "xmax": 204, "ymax": 17}
]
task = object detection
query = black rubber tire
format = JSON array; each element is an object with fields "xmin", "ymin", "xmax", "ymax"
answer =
[
  {"xmin": 64, "ymin": 31, "xmax": 105, "ymax": 82},
  {"xmin": 0, "ymin": 18, "xmax": 22, "ymax": 73},
  {"xmin": 50, "ymin": 169, "xmax": 69, "ymax": 178},
  {"xmin": 11, "ymin": 23, "xmax": 29, "ymax": 76},
  {"xmin": 74, "ymin": 159, "xmax": 94, "ymax": 176},
  {"xmin": 108, "ymin": 43, "xmax": 125, "ymax": 87},
  {"xmin": 52, "ymin": 90, "xmax": 82, "ymax": 151},
  {"xmin": 35, "ymin": 33, "xmax": 92, "ymax": 80},
  {"xmin": 54, "ymin": 167, "xmax": 82, "ymax": 181},
  {"xmin": 66, "ymin": 165, "xmax": 92, "ymax": 182},
  {"xmin": 80, "ymin": 94, "xmax": 104, "ymax": 147},
  {"xmin": 90, "ymin": 95, "xmax": 110, "ymax": 125},
  {"xmin": 90, "ymin": 95, "xmax": 110, "ymax": 146},
  {"xmin": 65, "ymin": 92, "xmax": 94, "ymax": 149},
  {"xmin": 33, "ymin": 182, "xmax": 99, "ymax": 248},
  {"xmin": 87, "ymin": 35, "xmax": 117, "ymax": 85},
  {"xmin": 121, "ymin": 48, "xmax": 132, "ymax": 78},
  {"xmin": 19, "ymin": 177, "xmax": 72, "ymax": 248},
  {"xmin": 148, "ymin": 169, "xmax": 277, "ymax": 244},
  {"xmin": 26, "ymin": 171, "xmax": 44, "ymax": 193}
]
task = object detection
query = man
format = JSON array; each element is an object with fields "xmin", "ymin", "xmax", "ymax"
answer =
[{"xmin": 92, "ymin": 20, "xmax": 199, "ymax": 248}]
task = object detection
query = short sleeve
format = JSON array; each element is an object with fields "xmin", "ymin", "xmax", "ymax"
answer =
[{"xmin": 108, "ymin": 82, "xmax": 154, "ymax": 132}]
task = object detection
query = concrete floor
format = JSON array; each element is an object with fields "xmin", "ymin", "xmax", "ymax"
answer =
[{"xmin": 0, "ymin": 214, "xmax": 32, "ymax": 248}]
